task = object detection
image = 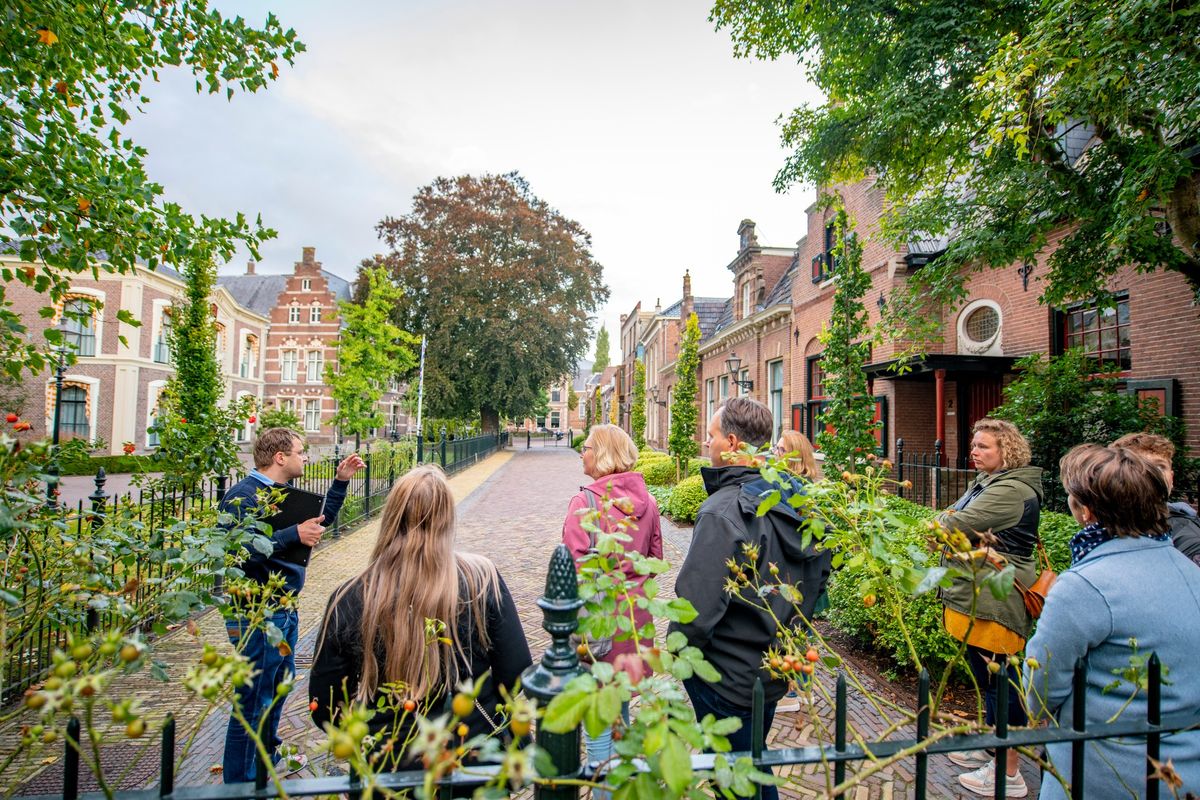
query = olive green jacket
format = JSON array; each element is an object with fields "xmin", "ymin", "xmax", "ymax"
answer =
[{"xmin": 937, "ymin": 467, "xmax": 1044, "ymax": 640}]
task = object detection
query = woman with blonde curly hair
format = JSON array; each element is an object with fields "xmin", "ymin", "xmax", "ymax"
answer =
[{"xmin": 937, "ymin": 418, "xmax": 1043, "ymax": 797}]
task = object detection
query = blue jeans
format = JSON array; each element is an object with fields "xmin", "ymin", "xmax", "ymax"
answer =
[
  {"xmin": 223, "ymin": 610, "xmax": 299, "ymax": 784},
  {"xmin": 684, "ymin": 677, "xmax": 779, "ymax": 800},
  {"xmin": 584, "ymin": 701, "xmax": 630, "ymax": 800}
]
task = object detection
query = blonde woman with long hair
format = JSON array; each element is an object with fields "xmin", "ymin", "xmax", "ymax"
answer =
[
  {"xmin": 773, "ymin": 429, "xmax": 820, "ymax": 480},
  {"xmin": 309, "ymin": 465, "xmax": 531, "ymax": 766}
]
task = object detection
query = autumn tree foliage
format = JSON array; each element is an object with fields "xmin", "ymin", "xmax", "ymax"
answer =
[
  {"xmin": 370, "ymin": 173, "xmax": 608, "ymax": 433},
  {"xmin": 0, "ymin": 1, "xmax": 302, "ymax": 375}
]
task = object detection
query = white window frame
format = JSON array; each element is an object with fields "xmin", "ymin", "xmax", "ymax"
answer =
[
  {"xmin": 288, "ymin": 304, "xmax": 301, "ymax": 324},
  {"xmin": 309, "ymin": 304, "xmax": 321, "ymax": 324},
  {"xmin": 301, "ymin": 278, "xmax": 311, "ymax": 291},
  {"xmin": 304, "ymin": 399, "xmax": 321, "ymax": 432},
  {"xmin": 768, "ymin": 359, "xmax": 784, "ymax": 441},
  {"xmin": 57, "ymin": 288, "xmax": 105, "ymax": 357},
  {"xmin": 45, "ymin": 374, "xmax": 99, "ymax": 443},
  {"xmin": 306, "ymin": 350, "xmax": 323, "ymax": 382},
  {"xmin": 706, "ymin": 378, "xmax": 715, "ymax": 423},
  {"xmin": 146, "ymin": 379, "xmax": 167, "ymax": 448},
  {"xmin": 280, "ymin": 349, "xmax": 298, "ymax": 383}
]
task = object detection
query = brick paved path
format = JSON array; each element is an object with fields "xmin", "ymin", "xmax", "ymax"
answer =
[{"xmin": 8, "ymin": 446, "xmax": 1038, "ymax": 797}]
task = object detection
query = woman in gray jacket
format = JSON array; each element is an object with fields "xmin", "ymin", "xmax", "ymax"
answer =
[{"xmin": 1026, "ymin": 444, "xmax": 1200, "ymax": 798}]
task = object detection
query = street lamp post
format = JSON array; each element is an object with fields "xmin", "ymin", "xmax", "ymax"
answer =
[
  {"xmin": 725, "ymin": 352, "xmax": 754, "ymax": 392},
  {"xmin": 46, "ymin": 346, "xmax": 68, "ymax": 509}
]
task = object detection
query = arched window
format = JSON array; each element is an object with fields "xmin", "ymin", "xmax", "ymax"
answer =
[
  {"xmin": 58, "ymin": 385, "xmax": 90, "ymax": 439},
  {"xmin": 59, "ymin": 298, "xmax": 97, "ymax": 356}
]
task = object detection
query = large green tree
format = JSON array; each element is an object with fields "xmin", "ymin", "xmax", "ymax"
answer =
[
  {"xmin": 592, "ymin": 325, "xmax": 611, "ymax": 373},
  {"xmin": 710, "ymin": 0, "xmax": 1200, "ymax": 310},
  {"xmin": 669, "ymin": 313, "xmax": 701, "ymax": 475},
  {"xmin": 370, "ymin": 173, "xmax": 608, "ymax": 433},
  {"xmin": 327, "ymin": 265, "xmax": 419, "ymax": 442},
  {"xmin": 0, "ymin": 1, "xmax": 302, "ymax": 375}
]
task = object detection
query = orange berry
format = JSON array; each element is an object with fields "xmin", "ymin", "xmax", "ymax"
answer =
[
  {"xmin": 800, "ymin": 663, "xmax": 814, "ymax": 675},
  {"xmin": 805, "ymin": 648, "xmax": 819, "ymax": 663},
  {"xmin": 862, "ymin": 594, "xmax": 877, "ymax": 608},
  {"xmin": 403, "ymin": 699, "xmax": 416, "ymax": 713},
  {"xmin": 308, "ymin": 700, "xmax": 318, "ymax": 712}
]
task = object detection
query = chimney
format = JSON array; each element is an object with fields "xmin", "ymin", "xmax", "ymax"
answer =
[
  {"xmin": 245, "ymin": 260, "xmax": 256, "ymax": 275},
  {"xmin": 655, "ymin": 297, "xmax": 661, "ymax": 313},
  {"xmin": 680, "ymin": 270, "xmax": 693, "ymax": 325},
  {"xmin": 302, "ymin": 246, "xmax": 316, "ymax": 265}
]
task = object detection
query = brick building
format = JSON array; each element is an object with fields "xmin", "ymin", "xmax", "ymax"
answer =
[
  {"xmin": 218, "ymin": 247, "xmax": 407, "ymax": 446},
  {"xmin": 621, "ymin": 192, "xmax": 1200, "ymax": 465},
  {"xmin": 2, "ymin": 256, "xmax": 268, "ymax": 455}
]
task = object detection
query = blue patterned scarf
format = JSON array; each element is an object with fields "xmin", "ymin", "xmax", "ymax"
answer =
[{"xmin": 1069, "ymin": 522, "xmax": 1170, "ymax": 564}]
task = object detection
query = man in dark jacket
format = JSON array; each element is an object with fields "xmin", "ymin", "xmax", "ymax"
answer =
[
  {"xmin": 670, "ymin": 398, "xmax": 831, "ymax": 799},
  {"xmin": 219, "ymin": 427, "xmax": 364, "ymax": 784}
]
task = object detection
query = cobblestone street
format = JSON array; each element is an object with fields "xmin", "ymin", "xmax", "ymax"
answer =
[{"xmin": 11, "ymin": 445, "xmax": 1039, "ymax": 798}]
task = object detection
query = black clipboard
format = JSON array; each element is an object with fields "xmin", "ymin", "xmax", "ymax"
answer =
[{"xmin": 259, "ymin": 485, "xmax": 325, "ymax": 567}]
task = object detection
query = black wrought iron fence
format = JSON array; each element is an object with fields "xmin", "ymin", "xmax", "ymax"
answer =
[
  {"xmin": 414, "ymin": 431, "xmax": 509, "ymax": 474},
  {"xmin": 4, "ymin": 437, "xmax": 508, "ymax": 705},
  {"xmin": 893, "ymin": 437, "xmax": 977, "ymax": 509},
  {"xmin": 16, "ymin": 545, "xmax": 1197, "ymax": 800}
]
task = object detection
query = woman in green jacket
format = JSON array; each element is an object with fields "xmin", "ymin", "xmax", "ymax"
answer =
[{"xmin": 937, "ymin": 418, "xmax": 1043, "ymax": 798}]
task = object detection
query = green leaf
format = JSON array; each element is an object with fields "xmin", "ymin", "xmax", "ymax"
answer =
[
  {"xmin": 660, "ymin": 732, "xmax": 693, "ymax": 794},
  {"xmin": 543, "ymin": 687, "xmax": 594, "ymax": 733}
]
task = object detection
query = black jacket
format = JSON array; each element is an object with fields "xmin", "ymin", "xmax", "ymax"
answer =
[
  {"xmin": 308, "ymin": 572, "xmax": 531, "ymax": 764},
  {"xmin": 1168, "ymin": 502, "xmax": 1200, "ymax": 567},
  {"xmin": 219, "ymin": 475, "xmax": 349, "ymax": 594},
  {"xmin": 669, "ymin": 466, "xmax": 832, "ymax": 707}
]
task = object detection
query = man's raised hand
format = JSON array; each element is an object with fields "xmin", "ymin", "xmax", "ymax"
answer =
[{"xmin": 335, "ymin": 453, "xmax": 366, "ymax": 481}]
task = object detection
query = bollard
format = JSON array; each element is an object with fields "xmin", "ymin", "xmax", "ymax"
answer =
[
  {"xmin": 934, "ymin": 439, "xmax": 944, "ymax": 506},
  {"xmin": 522, "ymin": 544, "xmax": 586, "ymax": 799},
  {"xmin": 440, "ymin": 427, "xmax": 447, "ymax": 469},
  {"xmin": 895, "ymin": 438, "xmax": 905, "ymax": 498},
  {"xmin": 527, "ymin": 430, "xmax": 531, "ymax": 450}
]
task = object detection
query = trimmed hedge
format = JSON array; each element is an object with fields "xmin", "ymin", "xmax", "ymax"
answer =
[
  {"xmin": 823, "ymin": 493, "xmax": 1077, "ymax": 676},
  {"xmin": 665, "ymin": 474, "xmax": 707, "ymax": 523},
  {"xmin": 637, "ymin": 458, "xmax": 678, "ymax": 487},
  {"xmin": 59, "ymin": 454, "xmax": 157, "ymax": 476}
]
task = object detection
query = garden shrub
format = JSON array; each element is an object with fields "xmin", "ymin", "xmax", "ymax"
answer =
[
  {"xmin": 686, "ymin": 456, "xmax": 711, "ymax": 476},
  {"xmin": 637, "ymin": 457, "xmax": 678, "ymax": 487},
  {"xmin": 646, "ymin": 484, "xmax": 673, "ymax": 510},
  {"xmin": 665, "ymin": 474, "xmax": 707, "ymax": 522},
  {"xmin": 822, "ymin": 492, "xmax": 1082, "ymax": 677},
  {"xmin": 572, "ymin": 435, "xmax": 586, "ymax": 450}
]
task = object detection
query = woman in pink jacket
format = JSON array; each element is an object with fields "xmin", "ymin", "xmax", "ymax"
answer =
[{"xmin": 562, "ymin": 424, "xmax": 663, "ymax": 792}]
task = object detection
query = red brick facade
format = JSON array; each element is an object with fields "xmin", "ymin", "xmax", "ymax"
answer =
[{"xmin": 621, "ymin": 186, "xmax": 1200, "ymax": 467}]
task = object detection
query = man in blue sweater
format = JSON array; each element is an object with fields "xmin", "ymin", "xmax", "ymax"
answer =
[{"xmin": 219, "ymin": 427, "xmax": 364, "ymax": 784}]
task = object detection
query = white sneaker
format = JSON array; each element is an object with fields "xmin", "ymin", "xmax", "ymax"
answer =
[
  {"xmin": 958, "ymin": 760, "xmax": 1028, "ymax": 798},
  {"xmin": 776, "ymin": 691, "xmax": 801, "ymax": 713},
  {"xmin": 947, "ymin": 748, "xmax": 991, "ymax": 768}
]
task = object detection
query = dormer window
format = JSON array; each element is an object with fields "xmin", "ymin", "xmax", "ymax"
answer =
[
  {"xmin": 301, "ymin": 278, "xmax": 311, "ymax": 291},
  {"xmin": 741, "ymin": 279, "xmax": 753, "ymax": 318}
]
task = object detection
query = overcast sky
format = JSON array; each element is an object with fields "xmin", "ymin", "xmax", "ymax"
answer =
[{"xmin": 130, "ymin": 0, "xmax": 822, "ymax": 363}]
